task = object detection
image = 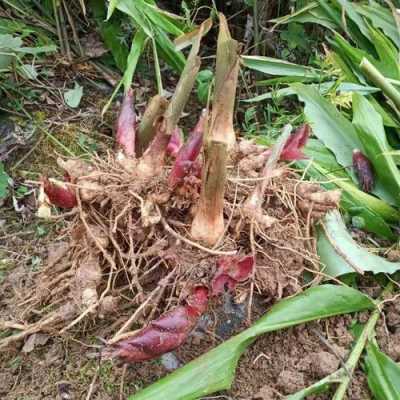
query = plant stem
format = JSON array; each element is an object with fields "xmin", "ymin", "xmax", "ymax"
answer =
[
  {"xmin": 331, "ymin": 309, "xmax": 380, "ymax": 399},
  {"xmin": 209, "ymin": 13, "xmax": 240, "ymax": 151},
  {"xmin": 360, "ymin": 58, "xmax": 400, "ymax": 111},
  {"xmin": 137, "ymin": 95, "xmax": 168, "ymax": 156},
  {"xmin": 191, "ymin": 140, "xmax": 228, "ymax": 246},
  {"xmin": 152, "ymin": 39, "xmax": 163, "ymax": 96},
  {"xmin": 163, "ymin": 22, "xmax": 204, "ymax": 135}
]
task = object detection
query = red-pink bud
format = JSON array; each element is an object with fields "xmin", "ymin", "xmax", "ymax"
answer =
[
  {"xmin": 168, "ymin": 110, "xmax": 207, "ymax": 188},
  {"xmin": 116, "ymin": 89, "xmax": 136, "ymax": 157},
  {"xmin": 166, "ymin": 127, "xmax": 184, "ymax": 158},
  {"xmin": 280, "ymin": 124, "xmax": 310, "ymax": 161},
  {"xmin": 353, "ymin": 149, "xmax": 374, "ymax": 193},
  {"xmin": 105, "ymin": 286, "xmax": 208, "ymax": 363},
  {"xmin": 43, "ymin": 177, "xmax": 77, "ymax": 209},
  {"xmin": 212, "ymin": 255, "xmax": 254, "ymax": 296}
]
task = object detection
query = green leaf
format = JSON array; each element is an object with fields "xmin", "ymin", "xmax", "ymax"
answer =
[
  {"xmin": 0, "ymin": 162, "xmax": 10, "ymax": 200},
  {"xmin": 365, "ymin": 342, "xmax": 400, "ymax": 400},
  {"xmin": 369, "ymin": 27, "xmax": 400, "ymax": 80},
  {"xmin": 270, "ymin": 3, "xmax": 337, "ymax": 31},
  {"xmin": 129, "ymin": 285, "xmax": 374, "ymax": 400},
  {"xmin": 353, "ymin": 93, "xmax": 400, "ymax": 205},
  {"xmin": 334, "ymin": 0, "xmax": 372, "ymax": 42},
  {"xmin": 196, "ymin": 69, "xmax": 213, "ymax": 104},
  {"xmin": 355, "ymin": 3, "xmax": 400, "ymax": 49},
  {"xmin": 88, "ymin": 0, "xmax": 129, "ymax": 72},
  {"xmin": 292, "ymin": 83, "xmax": 362, "ymax": 170},
  {"xmin": 64, "ymin": 83, "xmax": 83, "ymax": 108},
  {"xmin": 123, "ymin": 28, "xmax": 147, "ymax": 91},
  {"xmin": 106, "ymin": 0, "xmax": 120, "ymax": 20},
  {"xmin": 296, "ymin": 156, "xmax": 397, "ymax": 239},
  {"xmin": 18, "ymin": 64, "xmax": 37, "ymax": 79},
  {"xmin": 280, "ymin": 23, "xmax": 309, "ymax": 50},
  {"xmin": 318, "ymin": 210, "xmax": 400, "ymax": 277},
  {"xmin": 244, "ymin": 81, "xmax": 378, "ymax": 103},
  {"xmin": 242, "ymin": 55, "xmax": 322, "ymax": 79}
]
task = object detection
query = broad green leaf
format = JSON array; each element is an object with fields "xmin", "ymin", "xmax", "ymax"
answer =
[
  {"xmin": 369, "ymin": 27, "xmax": 400, "ymax": 81},
  {"xmin": 270, "ymin": 3, "xmax": 337, "ymax": 30},
  {"xmin": 280, "ymin": 23, "xmax": 309, "ymax": 50},
  {"xmin": 154, "ymin": 27, "xmax": 185, "ymax": 73},
  {"xmin": 89, "ymin": 0, "xmax": 129, "ymax": 72},
  {"xmin": 353, "ymin": 93, "xmax": 400, "ymax": 205},
  {"xmin": 365, "ymin": 342, "xmax": 400, "ymax": 400},
  {"xmin": 106, "ymin": 0, "xmax": 119, "ymax": 20},
  {"xmin": 140, "ymin": 1, "xmax": 184, "ymax": 37},
  {"xmin": 0, "ymin": 33, "xmax": 22, "ymax": 49},
  {"xmin": 64, "ymin": 83, "xmax": 83, "ymax": 108},
  {"xmin": 117, "ymin": 1, "xmax": 153, "ymax": 38},
  {"xmin": 355, "ymin": 3, "xmax": 400, "ymax": 49},
  {"xmin": 18, "ymin": 64, "xmax": 37, "ymax": 79},
  {"xmin": 242, "ymin": 55, "xmax": 322, "ymax": 79},
  {"xmin": 17, "ymin": 45, "xmax": 56, "ymax": 54},
  {"xmin": 129, "ymin": 285, "xmax": 374, "ymax": 400},
  {"xmin": 368, "ymin": 96, "xmax": 400, "ymax": 128},
  {"xmin": 292, "ymin": 83, "xmax": 362, "ymax": 170},
  {"xmin": 333, "ymin": 0, "xmax": 372, "ymax": 42},
  {"xmin": 318, "ymin": 210, "xmax": 400, "ymax": 277}
]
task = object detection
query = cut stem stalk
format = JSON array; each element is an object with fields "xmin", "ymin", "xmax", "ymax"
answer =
[
  {"xmin": 191, "ymin": 140, "xmax": 228, "ymax": 246},
  {"xmin": 137, "ymin": 95, "xmax": 168, "ymax": 156},
  {"xmin": 360, "ymin": 58, "xmax": 400, "ymax": 111},
  {"xmin": 208, "ymin": 14, "xmax": 240, "ymax": 151}
]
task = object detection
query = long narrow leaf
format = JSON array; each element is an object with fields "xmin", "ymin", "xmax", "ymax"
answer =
[
  {"xmin": 365, "ymin": 342, "xmax": 400, "ymax": 400},
  {"xmin": 318, "ymin": 210, "xmax": 400, "ymax": 277},
  {"xmin": 242, "ymin": 55, "xmax": 322, "ymax": 79},
  {"xmin": 244, "ymin": 81, "xmax": 378, "ymax": 103},
  {"xmin": 129, "ymin": 285, "xmax": 374, "ymax": 400},
  {"xmin": 355, "ymin": 3, "xmax": 400, "ymax": 49}
]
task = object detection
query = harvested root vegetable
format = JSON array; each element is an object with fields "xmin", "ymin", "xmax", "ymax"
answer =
[
  {"xmin": 168, "ymin": 109, "xmax": 207, "ymax": 188},
  {"xmin": 3, "ymin": 15, "xmax": 343, "ymax": 360},
  {"xmin": 353, "ymin": 149, "xmax": 374, "ymax": 193},
  {"xmin": 104, "ymin": 287, "xmax": 208, "ymax": 363},
  {"xmin": 43, "ymin": 177, "xmax": 77, "ymax": 209},
  {"xmin": 116, "ymin": 89, "xmax": 136, "ymax": 158},
  {"xmin": 212, "ymin": 255, "xmax": 254, "ymax": 295},
  {"xmin": 297, "ymin": 183, "xmax": 341, "ymax": 220}
]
